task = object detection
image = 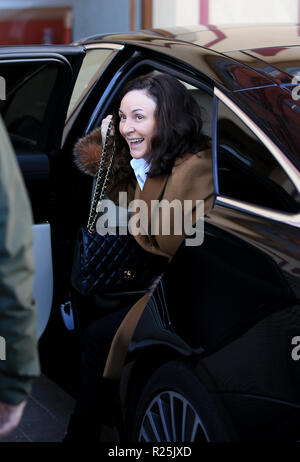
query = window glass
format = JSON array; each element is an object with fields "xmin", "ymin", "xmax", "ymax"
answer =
[
  {"xmin": 179, "ymin": 79, "xmax": 213, "ymax": 138},
  {"xmin": 66, "ymin": 48, "xmax": 116, "ymax": 120},
  {"xmin": 0, "ymin": 62, "xmax": 58, "ymax": 149},
  {"xmin": 217, "ymin": 100, "xmax": 300, "ymax": 213}
]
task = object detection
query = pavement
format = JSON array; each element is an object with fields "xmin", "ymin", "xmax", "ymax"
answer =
[{"xmin": 1, "ymin": 374, "xmax": 75, "ymax": 442}]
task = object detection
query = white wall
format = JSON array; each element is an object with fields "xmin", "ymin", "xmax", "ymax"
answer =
[
  {"xmin": 153, "ymin": 0, "xmax": 199, "ymax": 27},
  {"xmin": 153, "ymin": 0, "xmax": 298, "ymax": 27},
  {"xmin": 153, "ymin": 0, "xmax": 177, "ymax": 28},
  {"xmin": 177, "ymin": 0, "xmax": 199, "ymax": 25},
  {"xmin": 211, "ymin": 0, "xmax": 298, "ymax": 24}
]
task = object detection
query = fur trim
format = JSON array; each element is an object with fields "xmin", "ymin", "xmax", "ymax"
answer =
[
  {"xmin": 73, "ymin": 126, "xmax": 102, "ymax": 177},
  {"xmin": 73, "ymin": 126, "xmax": 133, "ymax": 187}
]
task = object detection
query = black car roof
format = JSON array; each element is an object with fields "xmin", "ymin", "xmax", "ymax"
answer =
[
  {"xmin": 143, "ymin": 23, "xmax": 300, "ymax": 52},
  {"xmin": 79, "ymin": 23, "xmax": 300, "ymax": 52},
  {"xmin": 78, "ymin": 25, "xmax": 300, "ymax": 170},
  {"xmin": 79, "ymin": 24, "xmax": 300, "ymax": 89}
]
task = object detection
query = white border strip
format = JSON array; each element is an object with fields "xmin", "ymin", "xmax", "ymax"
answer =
[
  {"xmin": 216, "ymin": 196, "xmax": 300, "ymax": 227},
  {"xmin": 85, "ymin": 43, "xmax": 124, "ymax": 51}
]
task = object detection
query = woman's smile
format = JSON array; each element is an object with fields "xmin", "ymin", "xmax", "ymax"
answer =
[{"xmin": 128, "ymin": 138, "xmax": 144, "ymax": 145}]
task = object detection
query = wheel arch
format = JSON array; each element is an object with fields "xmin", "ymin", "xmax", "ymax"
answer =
[
  {"xmin": 122, "ymin": 344, "xmax": 194, "ymax": 426},
  {"xmin": 122, "ymin": 352, "xmax": 238, "ymax": 441}
]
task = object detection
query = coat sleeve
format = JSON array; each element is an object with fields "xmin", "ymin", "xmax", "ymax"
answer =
[
  {"xmin": 154, "ymin": 149, "xmax": 215, "ymax": 259},
  {"xmin": 171, "ymin": 149, "xmax": 215, "ymax": 215},
  {"xmin": 73, "ymin": 127, "xmax": 133, "ymax": 191},
  {"xmin": 0, "ymin": 118, "xmax": 40, "ymax": 405},
  {"xmin": 73, "ymin": 126, "xmax": 103, "ymax": 177}
]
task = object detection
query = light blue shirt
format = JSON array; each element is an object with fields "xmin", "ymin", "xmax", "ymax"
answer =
[{"xmin": 130, "ymin": 157, "xmax": 151, "ymax": 190}]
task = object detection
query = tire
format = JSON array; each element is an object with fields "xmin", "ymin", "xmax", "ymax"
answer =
[{"xmin": 130, "ymin": 360, "xmax": 236, "ymax": 442}]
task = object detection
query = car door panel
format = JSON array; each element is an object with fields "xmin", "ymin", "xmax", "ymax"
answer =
[
  {"xmin": 0, "ymin": 46, "xmax": 85, "ymax": 336},
  {"xmin": 33, "ymin": 223, "xmax": 53, "ymax": 339}
]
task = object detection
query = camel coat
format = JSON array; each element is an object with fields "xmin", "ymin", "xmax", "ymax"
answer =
[{"xmin": 73, "ymin": 127, "xmax": 214, "ymax": 378}]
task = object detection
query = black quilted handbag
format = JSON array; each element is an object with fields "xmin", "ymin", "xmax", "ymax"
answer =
[{"xmin": 71, "ymin": 122, "xmax": 168, "ymax": 297}]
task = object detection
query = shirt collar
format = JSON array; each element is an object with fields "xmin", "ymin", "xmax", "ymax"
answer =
[{"xmin": 130, "ymin": 157, "xmax": 151, "ymax": 190}]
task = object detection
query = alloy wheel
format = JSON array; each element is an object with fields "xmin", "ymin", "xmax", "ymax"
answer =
[{"xmin": 138, "ymin": 390, "xmax": 210, "ymax": 442}]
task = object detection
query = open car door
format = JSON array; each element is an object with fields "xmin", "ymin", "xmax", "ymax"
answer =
[{"xmin": 0, "ymin": 44, "xmax": 85, "ymax": 338}]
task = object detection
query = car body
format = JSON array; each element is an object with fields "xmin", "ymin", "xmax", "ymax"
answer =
[{"xmin": 0, "ymin": 23, "xmax": 299, "ymax": 441}]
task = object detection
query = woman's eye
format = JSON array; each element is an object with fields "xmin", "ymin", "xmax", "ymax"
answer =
[
  {"xmin": 136, "ymin": 114, "xmax": 143, "ymax": 120},
  {"xmin": 119, "ymin": 114, "xmax": 126, "ymax": 120}
]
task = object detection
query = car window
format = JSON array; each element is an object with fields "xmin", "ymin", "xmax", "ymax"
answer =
[
  {"xmin": 0, "ymin": 62, "xmax": 59, "ymax": 150},
  {"xmin": 217, "ymin": 100, "xmax": 300, "ymax": 214},
  {"xmin": 66, "ymin": 48, "xmax": 118, "ymax": 121},
  {"xmin": 180, "ymin": 80, "xmax": 212, "ymax": 138}
]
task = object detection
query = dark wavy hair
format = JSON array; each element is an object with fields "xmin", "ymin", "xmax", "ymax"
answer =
[{"xmin": 112, "ymin": 72, "xmax": 208, "ymax": 177}]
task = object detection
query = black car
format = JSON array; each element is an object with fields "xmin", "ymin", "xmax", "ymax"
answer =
[{"xmin": 0, "ymin": 23, "xmax": 299, "ymax": 441}]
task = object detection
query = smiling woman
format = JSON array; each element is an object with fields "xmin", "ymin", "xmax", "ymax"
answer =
[
  {"xmin": 67, "ymin": 72, "xmax": 214, "ymax": 441},
  {"xmin": 110, "ymin": 73, "xmax": 209, "ymax": 178},
  {"xmin": 118, "ymin": 89, "xmax": 157, "ymax": 161}
]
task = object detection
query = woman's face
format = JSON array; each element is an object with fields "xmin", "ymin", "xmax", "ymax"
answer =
[{"xmin": 119, "ymin": 89, "xmax": 157, "ymax": 161}]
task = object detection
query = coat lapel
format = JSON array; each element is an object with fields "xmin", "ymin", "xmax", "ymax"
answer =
[{"xmin": 134, "ymin": 172, "xmax": 169, "ymax": 234}]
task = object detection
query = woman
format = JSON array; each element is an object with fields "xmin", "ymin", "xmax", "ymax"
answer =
[{"xmin": 65, "ymin": 72, "xmax": 214, "ymax": 441}]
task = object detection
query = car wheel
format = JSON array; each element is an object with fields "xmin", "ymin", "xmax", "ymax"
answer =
[{"xmin": 130, "ymin": 360, "xmax": 235, "ymax": 442}]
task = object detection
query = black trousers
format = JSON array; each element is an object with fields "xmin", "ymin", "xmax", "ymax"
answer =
[{"xmin": 69, "ymin": 304, "xmax": 132, "ymax": 439}]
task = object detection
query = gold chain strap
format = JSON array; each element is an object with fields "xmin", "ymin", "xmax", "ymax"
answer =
[{"xmin": 87, "ymin": 121, "xmax": 115, "ymax": 234}]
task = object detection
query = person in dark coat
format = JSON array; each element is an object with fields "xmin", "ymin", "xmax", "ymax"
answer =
[
  {"xmin": 0, "ymin": 116, "xmax": 40, "ymax": 438},
  {"xmin": 65, "ymin": 73, "xmax": 214, "ymax": 441}
]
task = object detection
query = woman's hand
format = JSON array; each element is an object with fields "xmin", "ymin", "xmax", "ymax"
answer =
[{"xmin": 101, "ymin": 115, "xmax": 114, "ymax": 145}]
